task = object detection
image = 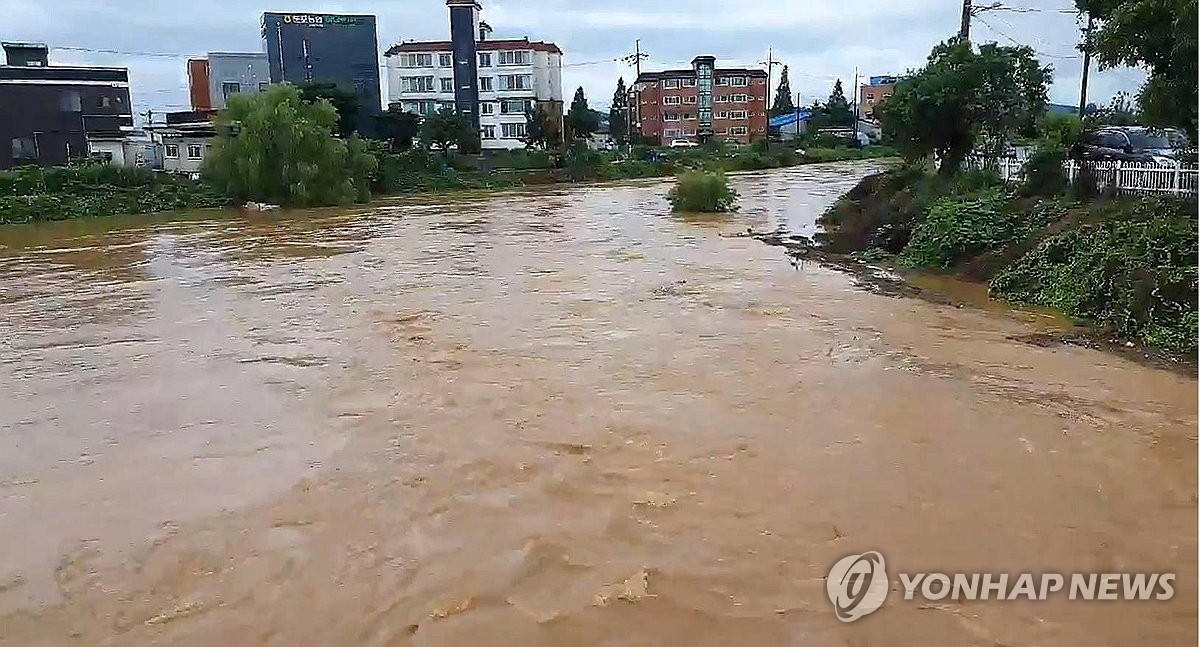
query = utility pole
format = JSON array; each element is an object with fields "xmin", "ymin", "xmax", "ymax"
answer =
[
  {"xmin": 761, "ymin": 48, "xmax": 782, "ymax": 113},
  {"xmin": 852, "ymin": 67, "xmax": 860, "ymax": 141},
  {"xmin": 959, "ymin": 0, "xmax": 972, "ymax": 40},
  {"xmin": 1078, "ymin": 13, "xmax": 1094, "ymax": 117},
  {"xmin": 621, "ymin": 39, "xmax": 649, "ymax": 144},
  {"xmin": 794, "ymin": 91, "xmax": 802, "ymax": 142}
]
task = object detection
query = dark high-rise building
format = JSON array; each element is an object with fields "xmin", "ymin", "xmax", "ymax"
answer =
[
  {"xmin": 260, "ymin": 12, "xmax": 382, "ymax": 132},
  {"xmin": 447, "ymin": 0, "xmax": 481, "ymax": 133}
]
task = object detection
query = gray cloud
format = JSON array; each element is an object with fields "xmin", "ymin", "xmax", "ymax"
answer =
[{"xmin": 5, "ymin": 0, "xmax": 1146, "ymax": 115}]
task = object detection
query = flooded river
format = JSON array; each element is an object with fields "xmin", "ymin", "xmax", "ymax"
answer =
[{"xmin": 0, "ymin": 162, "xmax": 1195, "ymax": 645}]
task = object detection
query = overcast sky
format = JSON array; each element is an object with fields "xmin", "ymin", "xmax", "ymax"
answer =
[{"xmin": 5, "ymin": 0, "xmax": 1145, "ymax": 116}]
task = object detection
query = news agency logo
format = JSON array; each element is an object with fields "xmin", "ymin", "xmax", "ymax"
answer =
[
  {"xmin": 826, "ymin": 551, "xmax": 889, "ymax": 622},
  {"xmin": 826, "ymin": 550, "xmax": 1178, "ymax": 623}
]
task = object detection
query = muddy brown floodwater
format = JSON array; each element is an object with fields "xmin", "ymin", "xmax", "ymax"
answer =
[{"xmin": 0, "ymin": 161, "xmax": 1195, "ymax": 646}]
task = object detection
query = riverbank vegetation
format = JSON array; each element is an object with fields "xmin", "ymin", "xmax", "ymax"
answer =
[
  {"xmin": 204, "ymin": 85, "xmax": 377, "ymax": 207},
  {"xmin": 823, "ymin": 168, "xmax": 1196, "ymax": 354},
  {"xmin": 816, "ymin": 30, "xmax": 1197, "ymax": 356},
  {"xmin": 668, "ymin": 171, "xmax": 738, "ymax": 212},
  {"xmin": 0, "ymin": 163, "xmax": 229, "ymax": 225}
]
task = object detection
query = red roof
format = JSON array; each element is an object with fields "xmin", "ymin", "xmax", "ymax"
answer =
[{"xmin": 385, "ymin": 38, "xmax": 562, "ymax": 56}]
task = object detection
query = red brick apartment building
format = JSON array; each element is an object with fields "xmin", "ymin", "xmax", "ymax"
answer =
[{"xmin": 634, "ymin": 56, "xmax": 768, "ymax": 145}]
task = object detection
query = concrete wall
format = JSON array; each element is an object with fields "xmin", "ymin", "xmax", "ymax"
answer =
[{"xmin": 207, "ymin": 53, "xmax": 270, "ymax": 110}]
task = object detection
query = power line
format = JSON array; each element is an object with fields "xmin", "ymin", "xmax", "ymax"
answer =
[
  {"xmin": 52, "ymin": 45, "xmax": 200, "ymax": 59},
  {"xmin": 975, "ymin": 15, "xmax": 1081, "ymax": 59}
]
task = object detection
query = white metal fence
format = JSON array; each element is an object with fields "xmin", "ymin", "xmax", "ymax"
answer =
[{"xmin": 968, "ymin": 155, "xmax": 1200, "ymax": 197}]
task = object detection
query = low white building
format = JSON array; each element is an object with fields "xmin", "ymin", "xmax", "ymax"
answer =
[
  {"xmin": 146, "ymin": 112, "xmax": 216, "ymax": 174},
  {"xmin": 385, "ymin": 34, "xmax": 563, "ymax": 150}
]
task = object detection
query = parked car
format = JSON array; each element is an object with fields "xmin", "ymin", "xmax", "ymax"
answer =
[
  {"xmin": 669, "ymin": 139, "xmax": 698, "ymax": 149},
  {"xmin": 1072, "ymin": 126, "xmax": 1193, "ymax": 166}
]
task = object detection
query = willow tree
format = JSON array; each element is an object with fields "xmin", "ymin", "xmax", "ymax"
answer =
[{"xmin": 202, "ymin": 84, "xmax": 375, "ymax": 207}]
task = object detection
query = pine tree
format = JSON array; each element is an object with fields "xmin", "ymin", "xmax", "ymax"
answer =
[
  {"xmin": 566, "ymin": 87, "xmax": 599, "ymax": 140},
  {"xmin": 825, "ymin": 79, "xmax": 854, "ymax": 128},
  {"xmin": 609, "ymin": 78, "xmax": 629, "ymax": 145},
  {"xmin": 771, "ymin": 66, "xmax": 795, "ymax": 117}
]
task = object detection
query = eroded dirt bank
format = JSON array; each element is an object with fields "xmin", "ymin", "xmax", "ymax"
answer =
[{"xmin": 0, "ymin": 161, "xmax": 1194, "ymax": 646}]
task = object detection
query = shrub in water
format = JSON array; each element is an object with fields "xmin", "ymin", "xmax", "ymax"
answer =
[{"xmin": 667, "ymin": 170, "xmax": 738, "ymax": 212}]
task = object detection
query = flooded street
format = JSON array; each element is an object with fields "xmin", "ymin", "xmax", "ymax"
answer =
[{"xmin": 0, "ymin": 161, "xmax": 1195, "ymax": 645}]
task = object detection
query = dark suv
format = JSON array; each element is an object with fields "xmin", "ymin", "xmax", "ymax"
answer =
[{"xmin": 1072, "ymin": 126, "xmax": 1193, "ymax": 165}]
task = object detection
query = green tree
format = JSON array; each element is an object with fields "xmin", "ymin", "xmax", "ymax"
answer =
[
  {"xmin": 825, "ymin": 79, "xmax": 854, "ymax": 128},
  {"xmin": 377, "ymin": 104, "xmax": 420, "ymax": 151},
  {"xmin": 524, "ymin": 105, "xmax": 561, "ymax": 150},
  {"xmin": 1084, "ymin": 91, "xmax": 1141, "ymax": 127},
  {"xmin": 771, "ymin": 66, "xmax": 795, "ymax": 117},
  {"xmin": 880, "ymin": 40, "xmax": 1051, "ymax": 176},
  {"xmin": 609, "ymin": 77, "xmax": 629, "ymax": 145},
  {"xmin": 1076, "ymin": 0, "xmax": 1197, "ymax": 134},
  {"xmin": 420, "ymin": 107, "xmax": 469, "ymax": 155},
  {"xmin": 297, "ymin": 82, "xmax": 361, "ymax": 137},
  {"xmin": 565, "ymin": 87, "xmax": 600, "ymax": 140},
  {"xmin": 202, "ymin": 85, "xmax": 375, "ymax": 207}
]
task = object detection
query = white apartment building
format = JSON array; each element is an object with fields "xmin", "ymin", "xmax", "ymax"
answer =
[{"xmin": 384, "ymin": 37, "xmax": 563, "ymax": 150}]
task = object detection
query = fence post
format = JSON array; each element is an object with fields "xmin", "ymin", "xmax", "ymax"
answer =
[{"xmin": 1172, "ymin": 161, "xmax": 1181, "ymax": 196}]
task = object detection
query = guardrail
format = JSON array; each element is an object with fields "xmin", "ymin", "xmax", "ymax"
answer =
[{"xmin": 968, "ymin": 156, "xmax": 1199, "ymax": 197}]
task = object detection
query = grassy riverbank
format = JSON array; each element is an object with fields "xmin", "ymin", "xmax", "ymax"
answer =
[
  {"xmin": 819, "ymin": 167, "xmax": 1198, "ymax": 357},
  {"xmin": 2, "ymin": 143, "xmax": 895, "ymax": 225},
  {"xmin": 0, "ymin": 164, "xmax": 231, "ymax": 225}
]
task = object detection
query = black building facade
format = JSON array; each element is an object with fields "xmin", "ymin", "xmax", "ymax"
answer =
[
  {"xmin": 0, "ymin": 44, "xmax": 133, "ymax": 169},
  {"xmin": 261, "ymin": 12, "xmax": 382, "ymax": 132}
]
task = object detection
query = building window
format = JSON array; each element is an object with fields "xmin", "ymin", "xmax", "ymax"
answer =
[
  {"xmin": 715, "ymin": 95, "xmax": 727, "ymax": 103},
  {"xmin": 683, "ymin": 129, "xmax": 696, "ymax": 136},
  {"xmin": 187, "ymin": 144, "xmax": 203, "ymax": 159},
  {"xmin": 729, "ymin": 126, "xmax": 748, "ymax": 135},
  {"xmin": 662, "ymin": 79, "xmax": 679, "ymax": 89},
  {"xmin": 729, "ymin": 94, "xmax": 750, "ymax": 103},
  {"xmin": 399, "ymin": 53, "xmax": 434, "ymax": 68},
  {"xmin": 500, "ymin": 122, "xmax": 526, "ymax": 139},
  {"xmin": 685, "ymin": 96, "xmax": 697, "ymax": 104},
  {"xmin": 664, "ymin": 129, "xmax": 679, "ymax": 137},
  {"xmin": 479, "ymin": 76, "xmax": 493, "ymax": 92},
  {"xmin": 11, "ymin": 137, "xmax": 36, "ymax": 161},
  {"xmin": 499, "ymin": 50, "xmax": 531, "ymax": 66},
  {"xmin": 400, "ymin": 76, "xmax": 436, "ymax": 92},
  {"xmin": 683, "ymin": 113, "xmax": 695, "ymax": 120},
  {"xmin": 480, "ymin": 102, "xmax": 495, "ymax": 115},
  {"xmin": 731, "ymin": 77, "xmax": 748, "ymax": 86},
  {"xmin": 662, "ymin": 96, "xmax": 681, "ymax": 106},
  {"xmin": 439, "ymin": 53, "xmax": 453, "ymax": 67},
  {"xmin": 729, "ymin": 110, "xmax": 748, "ymax": 119},
  {"xmin": 481, "ymin": 125, "xmax": 496, "ymax": 139},
  {"xmin": 440, "ymin": 78, "xmax": 454, "ymax": 92},
  {"xmin": 500, "ymin": 99, "xmax": 532, "ymax": 114},
  {"xmin": 663, "ymin": 113, "xmax": 681, "ymax": 122},
  {"xmin": 58, "ymin": 90, "xmax": 81, "ymax": 112},
  {"xmin": 402, "ymin": 100, "xmax": 443, "ymax": 114},
  {"xmin": 682, "ymin": 79, "xmax": 697, "ymax": 87},
  {"xmin": 165, "ymin": 144, "xmax": 179, "ymax": 158},
  {"xmin": 478, "ymin": 52, "xmax": 492, "ymax": 67},
  {"xmin": 717, "ymin": 111, "xmax": 729, "ymax": 119},
  {"xmin": 222, "ymin": 82, "xmax": 241, "ymax": 99},
  {"xmin": 259, "ymin": 81, "xmax": 269, "ymax": 92},
  {"xmin": 498, "ymin": 74, "xmax": 532, "ymax": 91}
]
